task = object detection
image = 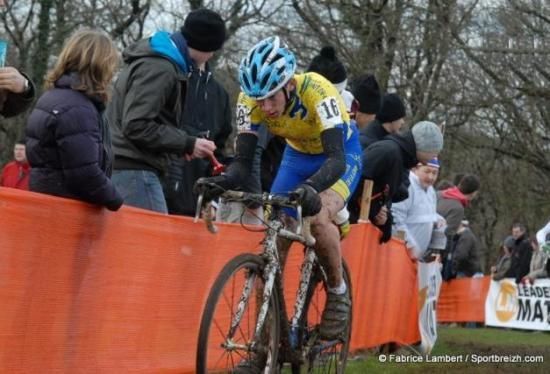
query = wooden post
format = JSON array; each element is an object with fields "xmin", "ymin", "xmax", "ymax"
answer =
[{"xmin": 358, "ymin": 179, "xmax": 373, "ymax": 223}]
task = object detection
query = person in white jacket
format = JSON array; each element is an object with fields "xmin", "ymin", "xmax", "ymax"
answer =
[
  {"xmin": 392, "ymin": 158, "xmax": 446, "ymax": 259},
  {"xmin": 536, "ymin": 220, "xmax": 550, "ymax": 249}
]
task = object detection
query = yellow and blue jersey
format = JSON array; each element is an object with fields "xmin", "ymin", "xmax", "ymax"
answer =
[{"xmin": 236, "ymin": 72, "xmax": 353, "ymax": 154}]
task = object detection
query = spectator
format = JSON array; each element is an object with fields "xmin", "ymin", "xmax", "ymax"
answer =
[
  {"xmin": 452, "ymin": 220, "xmax": 482, "ymax": 278},
  {"xmin": 306, "ymin": 46, "xmax": 359, "ymax": 237},
  {"xmin": 505, "ymin": 223, "xmax": 533, "ymax": 283},
  {"xmin": 392, "ymin": 158, "xmax": 447, "ymax": 259},
  {"xmin": 349, "ymin": 94, "xmax": 410, "ymax": 223},
  {"xmin": 351, "ymin": 74, "xmax": 381, "ymax": 129},
  {"xmin": 0, "ymin": 140, "xmax": 30, "ymax": 190},
  {"xmin": 435, "ymin": 179, "xmax": 453, "ymax": 191},
  {"xmin": 356, "ymin": 121, "xmax": 444, "ymax": 242},
  {"xmin": 163, "ymin": 61, "xmax": 232, "ymax": 216},
  {"xmin": 437, "ymin": 174, "xmax": 480, "ymax": 237},
  {"xmin": 536, "ymin": 220, "xmax": 550, "ymax": 248},
  {"xmin": 452, "ymin": 173, "xmax": 464, "ymax": 186},
  {"xmin": 520, "ymin": 238, "xmax": 547, "ymax": 284},
  {"xmin": 307, "ymin": 46, "xmax": 356, "ymax": 114},
  {"xmin": 107, "ymin": 8, "xmax": 225, "ymax": 213},
  {"xmin": 0, "ymin": 66, "xmax": 35, "ymax": 118},
  {"xmin": 359, "ymin": 93, "xmax": 406, "ymax": 150},
  {"xmin": 25, "ymin": 29, "xmax": 123, "ymax": 211},
  {"xmin": 491, "ymin": 236, "xmax": 514, "ymax": 281}
]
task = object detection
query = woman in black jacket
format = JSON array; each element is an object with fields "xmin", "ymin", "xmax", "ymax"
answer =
[{"xmin": 25, "ymin": 29, "xmax": 123, "ymax": 210}]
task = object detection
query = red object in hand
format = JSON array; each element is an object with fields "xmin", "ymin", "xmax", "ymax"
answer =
[{"xmin": 209, "ymin": 154, "xmax": 225, "ymax": 175}]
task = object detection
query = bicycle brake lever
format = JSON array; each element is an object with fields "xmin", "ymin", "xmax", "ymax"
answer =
[{"xmin": 203, "ymin": 201, "xmax": 218, "ymax": 234}]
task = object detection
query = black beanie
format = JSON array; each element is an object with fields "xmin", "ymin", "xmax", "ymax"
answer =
[
  {"xmin": 375, "ymin": 93, "xmax": 406, "ymax": 123},
  {"xmin": 352, "ymin": 74, "xmax": 381, "ymax": 114},
  {"xmin": 307, "ymin": 46, "xmax": 347, "ymax": 84},
  {"xmin": 181, "ymin": 8, "xmax": 226, "ymax": 52}
]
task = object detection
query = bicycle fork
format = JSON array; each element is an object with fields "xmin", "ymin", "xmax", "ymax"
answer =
[{"xmin": 225, "ymin": 226, "xmax": 281, "ymax": 353}]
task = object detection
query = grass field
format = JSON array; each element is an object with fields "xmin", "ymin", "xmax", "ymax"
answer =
[{"xmin": 345, "ymin": 326, "xmax": 550, "ymax": 373}]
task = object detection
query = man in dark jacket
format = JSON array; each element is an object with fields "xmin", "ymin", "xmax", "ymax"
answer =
[
  {"xmin": 0, "ymin": 66, "xmax": 35, "ymax": 117},
  {"xmin": 107, "ymin": 8, "xmax": 226, "ymax": 213},
  {"xmin": 356, "ymin": 121, "xmax": 444, "ymax": 242},
  {"xmin": 505, "ymin": 223, "xmax": 533, "ymax": 283},
  {"xmin": 163, "ymin": 65, "xmax": 232, "ymax": 216},
  {"xmin": 452, "ymin": 220, "xmax": 482, "ymax": 277},
  {"xmin": 359, "ymin": 93, "xmax": 406, "ymax": 150}
]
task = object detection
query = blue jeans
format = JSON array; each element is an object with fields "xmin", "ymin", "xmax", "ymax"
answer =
[{"xmin": 112, "ymin": 170, "xmax": 168, "ymax": 213}]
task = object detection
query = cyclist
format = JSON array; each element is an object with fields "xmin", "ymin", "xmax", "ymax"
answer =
[{"xmin": 196, "ymin": 36, "xmax": 361, "ymax": 343}]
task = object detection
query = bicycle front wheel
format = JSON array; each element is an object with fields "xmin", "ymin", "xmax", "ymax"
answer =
[
  {"xmin": 294, "ymin": 260, "xmax": 352, "ymax": 374},
  {"xmin": 196, "ymin": 253, "xmax": 280, "ymax": 373}
]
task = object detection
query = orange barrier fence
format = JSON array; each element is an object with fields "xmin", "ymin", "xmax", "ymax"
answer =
[
  {"xmin": 437, "ymin": 276, "xmax": 491, "ymax": 322},
  {"xmin": 0, "ymin": 187, "xmax": 482, "ymax": 372}
]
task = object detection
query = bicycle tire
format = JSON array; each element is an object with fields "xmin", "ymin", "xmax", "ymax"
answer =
[
  {"xmin": 196, "ymin": 253, "xmax": 281, "ymax": 373},
  {"xmin": 292, "ymin": 260, "xmax": 352, "ymax": 374}
]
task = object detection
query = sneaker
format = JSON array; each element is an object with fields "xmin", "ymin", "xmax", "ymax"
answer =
[{"xmin": 319, "ymin": 291, "xmax": 351, "ymax": 340}]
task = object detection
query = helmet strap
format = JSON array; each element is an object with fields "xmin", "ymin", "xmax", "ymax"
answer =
[{"xmin": 282, "ymin": 85, "xmax": 296, "ymax": 112}]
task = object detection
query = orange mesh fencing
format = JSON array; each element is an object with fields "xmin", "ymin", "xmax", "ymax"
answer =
[
  {"xmin": 437, "ymin": 276, "xmax": 491, "ymax": 322},
  {"xmin": 0, "ymin": 187, "xmax": 478, "ymax": 372}
]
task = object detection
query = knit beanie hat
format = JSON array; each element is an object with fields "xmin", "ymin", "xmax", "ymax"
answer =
[
  {"xmin": 375, "ymin": 93, "xmax": 406, "ymax": 123},
  {"xmin": 503, "ymin": 236, "xmax": 515, "ymax": 250},
  {"xmin": 352, "ymin": 74, "xmax": 381, "ymax": 114},
  {"xmin": 411, "ymin": 121, "xmax": 444, "ymax": 153},
  {"xmin": 307, "ymin": 46, "xmax": 347, "ymax": 86},
  {"xmin": 181, "ymin": 8, "xmax": 226, "ymax": 52}
]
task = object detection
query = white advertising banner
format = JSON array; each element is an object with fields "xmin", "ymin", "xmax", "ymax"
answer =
[
  {"xmin": 418, "ymin": 261, "xmax": 442, "ymax": 354},
  {"xmin": 485, "ymin": 279, "xmax": 550, "ymax": 331}
]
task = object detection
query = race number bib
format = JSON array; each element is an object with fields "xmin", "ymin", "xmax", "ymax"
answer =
[
  {"xmin": 236, "ymin": 103, "xmax": 252, "ymax": 132},
  {"xmin": 316, "ymin": 97, "xmax": 343, "ymax": 129}
]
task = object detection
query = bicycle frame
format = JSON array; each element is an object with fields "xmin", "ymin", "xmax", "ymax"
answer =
[{"xmin": 223, "ymin": 214, "xmax": 319, "ymax": 355}]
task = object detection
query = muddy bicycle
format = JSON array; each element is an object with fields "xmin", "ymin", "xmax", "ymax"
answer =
[{"xmin": 194, "ymin": 188, "xmax": 352, "ymax": 373}]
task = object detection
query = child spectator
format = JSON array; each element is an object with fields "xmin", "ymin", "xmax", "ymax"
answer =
[{"xmin": 0, "ymin": 140, "xmax": 30, "ymax": 190}]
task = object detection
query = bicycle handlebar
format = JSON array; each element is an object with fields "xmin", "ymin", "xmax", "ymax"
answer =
[
  {"xmin": 219, "ymin": 190, "xmax": 300, "ymax": 208},
  {"xmin": 193, "ymin": 186, "xmax": 316, "ymax": 246}
]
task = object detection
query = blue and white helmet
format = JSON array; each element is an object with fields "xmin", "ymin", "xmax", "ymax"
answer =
[{"xmin": 238, "ymin": 36, "xmax": 297, "ymax": 100}]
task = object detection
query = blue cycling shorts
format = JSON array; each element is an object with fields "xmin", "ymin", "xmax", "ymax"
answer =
[{"xmin": 270, "ymin": 124, "xmax": 362, "ymax": 203}]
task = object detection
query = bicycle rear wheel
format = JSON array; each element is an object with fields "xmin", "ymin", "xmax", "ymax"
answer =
[
  {"xmin": 196, "ymin": 253, "xmax": 280, "ymax": 373},
  {"xmin": 293, "ymin": 260, "xmax": 352, "ymax": 374}
]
